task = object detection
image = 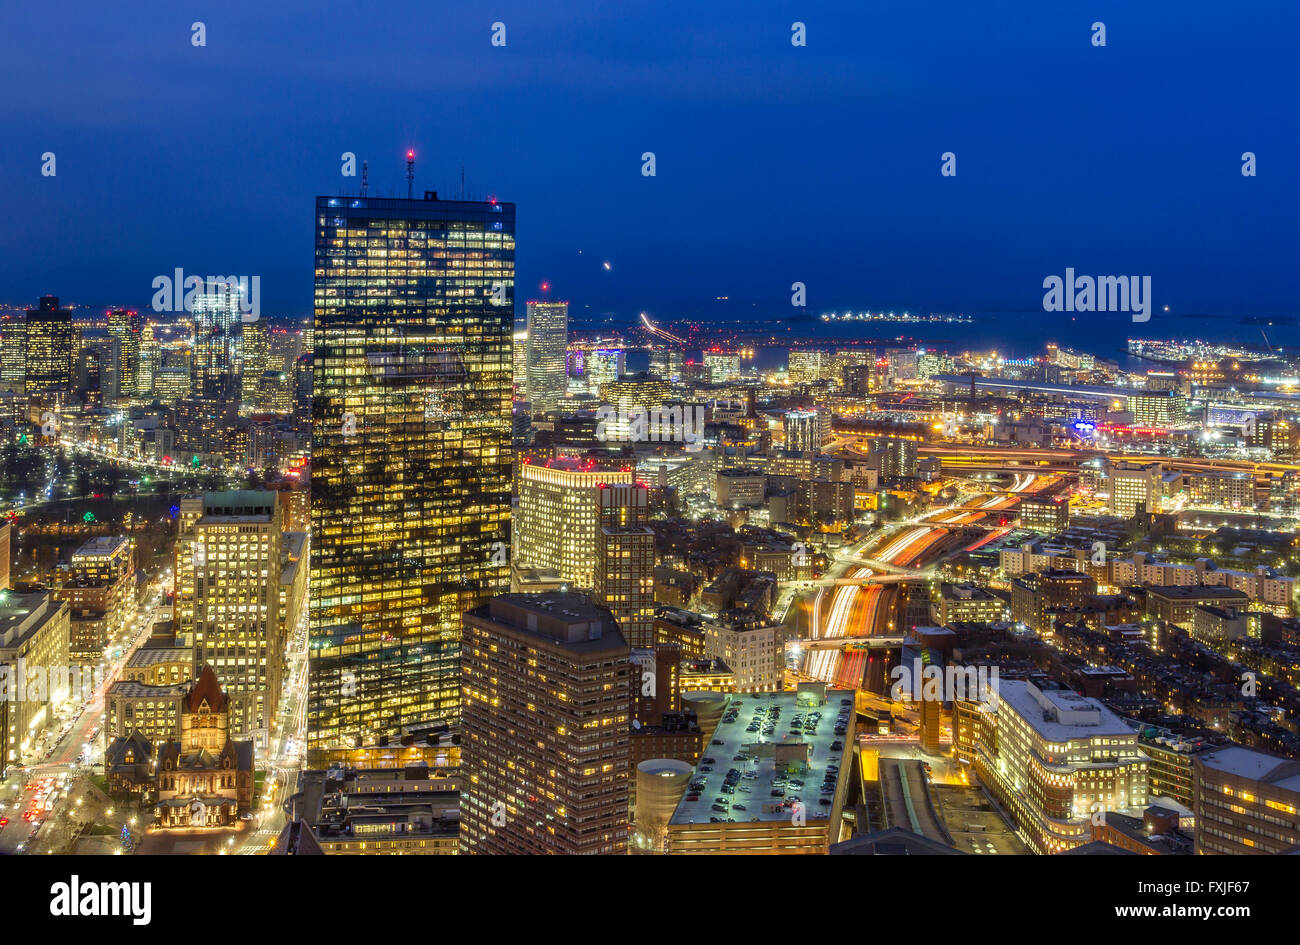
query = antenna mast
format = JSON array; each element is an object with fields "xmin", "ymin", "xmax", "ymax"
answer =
[
  {"xmin": 406, "ymin": 150, "xmax": 415, "ymax": 199},
  {"xmin": 360, "ymin": 160, "xmax": 368, "ymax": 196}
]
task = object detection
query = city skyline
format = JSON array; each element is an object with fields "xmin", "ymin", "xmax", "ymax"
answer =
[
  {"xmin": 1, "ymin": 1, "xmax": 1296, "ymax": 909},
  {"xmin": 3, "ymin": 1, "xmax": 1298, "ymax": 322}
]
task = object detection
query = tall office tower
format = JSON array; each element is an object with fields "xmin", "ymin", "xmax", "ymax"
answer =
[
  {"xmin": 240, "ymin": 319, "xmax": 272, "ymax": 406},
  {"xmin": 309, "ymin": 193, "xmax": 514, "ymax": 765},
  {"xmin": 268, "ymin": 326, "xmax": 303, "ymax": 373},
  {"xmin": 784, "ymin": 409, "xmax": 822, "ymax": 454},
  {"xmin": 460, "ymin": 593, "xmax": 632, "ymax": 854},
  {"xmin": 595, "ymin": 482, "xmax": 655, "ymax": 646},
  {"xmin": 24, "ymin": 296, "xmax": 77, "ymax": 396},
  {"xmin": 0, "ymin": 314, "xmax": 26, "ymax": 390},
  {"xmin": 136, "ymin": 322, "xmax": 158, "ymax": 396},
  {"xmin": 511, "ymin": 327, "xmax": 527, "ymax": 395},
  {"xmin": 191, "ymin": 280, "xmax": 243, "ymax": 398},
  {"xmin": 649, "ymin": 347, "xmax": 683, "ymax": 384},
  {"xmin": 787, "ymin": 349, "xmax": 826, "ymax": 384},
  {"xmin": 517, "ymin": 457, "xmax": 634, "ymax": 589},
  {"xmin": 174, "ymin": 491, "xmax": 283, "ymax": 749},
  {"xmin": 76, "ymin": 335, "xmax": 120, "ymax": 407},
  {"xmin": 107, "ymin": 308, "xmax": 142, "ymax": 399},
  {"xmin": 702, "ymin": 349, "xmax": 741, "ymax": 382},
  {"xmin": 524, "ymin": 299, "xmax": 567, "ymax": 413},
  {"xmin": 584, "ymin": 347, "xmax": 625, "ymax": 395}
]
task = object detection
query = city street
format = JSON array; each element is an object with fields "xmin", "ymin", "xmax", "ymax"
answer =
[
  {"xmin": 239, "ymin": 610, "xmax": 310, "ymax": 854},
  {"xmin": 0, "ymin": 570, "xmax": 171, "ymax": 854}
]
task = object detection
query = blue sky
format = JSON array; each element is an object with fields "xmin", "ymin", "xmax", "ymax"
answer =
[{"xmin": 1, "ymin": 0, "xmax": 1296, "ymax": 321}]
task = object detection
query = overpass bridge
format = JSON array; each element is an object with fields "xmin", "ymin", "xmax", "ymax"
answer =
[{"xmin": 796, "ymin": 636, "xmax": 905, "ymax": 650}]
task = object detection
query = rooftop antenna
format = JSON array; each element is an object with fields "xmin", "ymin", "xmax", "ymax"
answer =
[
  {"xmin": 460, "ymin": 166, "xmax": 466, "ymax": 199},
  {"xmin": 406, "ymin": 150, "xmax": 415, "ymax": 199},
  {"xmin": 360, "ymin": 160, "xmax": 368, "ymax": 197}
]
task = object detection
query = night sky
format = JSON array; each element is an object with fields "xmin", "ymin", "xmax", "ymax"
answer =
[{"xmin": 2, "ymin": 1, "xmax": 1297, "ymax": 322}]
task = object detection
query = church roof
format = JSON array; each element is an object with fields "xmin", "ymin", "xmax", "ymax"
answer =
[{"xmin": 185, "ymin": 664, "xmax": 228, "ymax": 713}]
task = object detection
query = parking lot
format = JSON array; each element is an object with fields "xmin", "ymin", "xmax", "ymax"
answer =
[{"xmin": 671, "ymin": 689, "xmax": 855, "ymax": 826}]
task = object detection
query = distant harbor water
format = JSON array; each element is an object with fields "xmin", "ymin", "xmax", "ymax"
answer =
[{"xmin": 615, "ymin": 308, "xmax": 1298, "ymax": 374}]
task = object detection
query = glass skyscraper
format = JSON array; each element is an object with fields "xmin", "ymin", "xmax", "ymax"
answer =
[
  {"xmin": 191, "ymin": 281, "xmax": 243, "ymax": 399},
  {"xmin": 524, "ymin": 299, "xmax": 568, "ymax": 413},
  {"xmin": 308, "ymin": 193, "xmax": 514, "ymax": 764}
]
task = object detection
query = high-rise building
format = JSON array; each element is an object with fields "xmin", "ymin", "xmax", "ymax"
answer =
[
  {"xmin": 517, "ymin": 457, "xmax": 634, "ymax": 589},
  {"xmin": 787, "ymin": 349, "xmax": 826, "ymax": 385},
  {"xmin": 784, "ymin": 409, "xmax": 823, "ymax": 454},
  {"xmin": 649, "ymin": 347, "xmax": 683, "ymax": 384},
  {"xmin": 1106, "ymin": 460, "xmax": 1162, "ymax": 517},
  {"xmin": 175, "ymin": 491, "xmax": 283, "ymax": 748},
  {"xmin": 702, "ymin": 349, "xmax": 741, "ymax": 383},
  {"xmin": 583, "ymin": 347, "xmax": 624, "ymax": 395},
  {"xmin": 107, "ymin": 308, "xmax": 143, "ymax": 400},
  {"xmin": 55, "ymin": 536, "xmax": 136, "ymax": 663},
  {"xmin": 460, "ymin": 593, "xmax": 631, "ymax": 854},
  {"xmin": 524, "ymin": 300, "xmax": 568, "ymax": 413},
  {"xmin": 1132, "ymin": 390, "xmax": 1187, "ymax": 428},
  {"xmin": 863, "ymin": 433, "xmax": 917, "ymax": 479},
  {"xmin": 511, "ymin": 327, "xmax": 528, "ymax": 395},
  {"xmin": 136, "ymin": 322, "xmax": 158, "ymax": 396},
  {"xmin": 0, "ymin": 313, "xmax": 25, "ymax": 389},
  {"xmin": 309, "ymin": 193, "xmax": 514, "ymax": 764},
  {"xmin": 595, "ymin": 482, "xmax": 655, "ymax": 646},
  {"xmin": 240, "ymin": 319, "xmax": 273, "ymax": 407},
  {"xmin": 25, "ymin": 296, "xmax": 77, "ymax": 396},
  {"xmin": 191, "ymin": 282, "xmax": 243, "ymax": 398}
]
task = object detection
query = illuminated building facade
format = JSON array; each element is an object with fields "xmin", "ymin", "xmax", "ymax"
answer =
[
  {"xmin": 582, "ymin": 347, "xmax": 624, "ymax": 395},
  {"xmin": 1106, "ymin": 460, "xmax": 1162, "ymax": 517},
  {"xmin": 191, "ymin": 280, "xmax": 243, "ymax": 398},
  {"xmin": 240, "ymin": 319, "xmax": 273, "ymax": 407},
  {"xmin": 107, "ymin": 308, "xmax": 142, "ymax": 400},
  {"xmin": 972, "ymin": 679, "xmax": 1148, "ymax": 853},
  {"xmin": 784, "ymin": 409, "xmax": 823, "ymax": 453},
  {"xmin": 175, "ymin": 491, "xmax": 283, "ymax": 748},
  {"xmin": 309, "ymin": 193, "xmax": 514, "ymax": 764},
  {"xmin": 595, "ymin": 482, "xmax": 655, "ymax": 646},
  {"xmin": 524, "ymin": 300, "xmax": 568, "ymax": 412},
  {"xmin": 1194, "ymin": 745, "xmax": 1300, "ymax": 854},
  {"xmin": 702, "ymin": 350, "xmax": 740, "ymax": 382},
  {"xmin": 1131, "ymin": 390, "xmax": 1187, "ymax": 427},
  {"xmin": 787, "ymin": 349, "xmax": 827, "ymax": 384},
  {"xmin": 0, "ymin": 593, "xmax": 71, "ymax": 772},
  {"xmin": 460, "ymin": 593, "xmax": 632, "ymax": 854},
  {"xmin": 517, "ymin": 457, "xmax": 634, "ymax": 589},
  {"xmin": 24, "ymin": 296, "xmax": 77, "ymax": 397},
  {"xmin": 55, "ymin": 536, "xmax": 136, "ymax": 662}
]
